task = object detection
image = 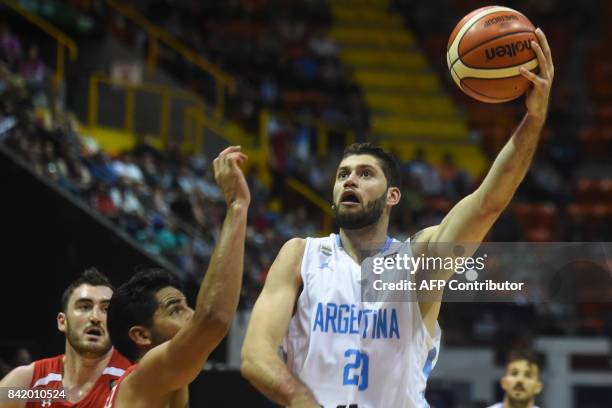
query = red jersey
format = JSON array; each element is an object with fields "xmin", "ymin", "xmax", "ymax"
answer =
[
  {"xmin": 26, "ymin": 349, "xmax": 131, "ymax": 408},
  {"xmin": 102, "ymin": 364, "xmax": 138, "ymax": 408}
]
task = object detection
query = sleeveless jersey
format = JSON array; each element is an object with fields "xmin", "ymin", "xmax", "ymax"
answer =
[
  {"xmin": 282, "ymin": 234, "xmax": 441, "ymax": 408},
  {"xmin": 26, "ymin": 349, "xmax": 130, "ymax": 408},
  {"xmin": 103, "ymin": 364, "xmax": 138, "ymax": 408}
]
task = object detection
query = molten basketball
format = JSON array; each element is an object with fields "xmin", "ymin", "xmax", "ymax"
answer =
[{"xmin": 447, "ymin": 6, "xmax": 539, "ymax": 103}]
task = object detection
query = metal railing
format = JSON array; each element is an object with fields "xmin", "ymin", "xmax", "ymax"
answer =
[
  {"xmin": 88, "ymin": 72, "xmax": 205, "ymax": 147},
  {"xmin": 106, "ymin": 0, "xmax": 234, "ymax": 119},
  {"xmin": 287, "ymin": 177, "xmax": 334, "ymax": 234},
  {"xmin": 0, "ymin": 0, "xmax": 77, "ymax": 88}
]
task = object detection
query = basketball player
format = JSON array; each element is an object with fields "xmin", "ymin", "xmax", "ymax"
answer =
[
  {"xmin": 103, "ymin": 146, "xmax": 249, "ymax": 407},
  {"xmin": 0, "ymin": 268, "xmax": 130, "ymax": 407},
  {"xmin": 241, "ymin": 29, "xmax": 554, "ymax": 408},
  {"xmin": 488, "ymin": 350, "xmax": 542, "ymax": 408}
]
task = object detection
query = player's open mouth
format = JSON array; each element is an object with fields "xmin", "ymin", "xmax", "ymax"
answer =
[
  {"xmin": 340, "ymin": 190, "xmax": 361, "ymax": 205},
  {"xmin": 85, "ymin": 327, "xmax": 103, "ymax": 337}
]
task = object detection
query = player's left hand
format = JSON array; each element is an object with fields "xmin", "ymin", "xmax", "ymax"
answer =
[
  {"xmin": 519, "ymin": 28, "xmax": 554, "ymax": 122},
  {"xmin": 212, "ymin": 145, "xmax": 250, "ymax": 208}
]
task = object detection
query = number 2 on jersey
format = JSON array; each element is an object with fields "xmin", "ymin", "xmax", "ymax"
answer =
[{"xmin": 342, "ymin": 349, "xmax": 369, "ymax": 391}]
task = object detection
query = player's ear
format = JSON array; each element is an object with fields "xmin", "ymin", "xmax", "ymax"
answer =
[
  {"xmin": 128, "ymin": 326, "xmax": 152, "ymax": 348},
  {"xmin": 535, "ymin": 378, "xmax": 543, "ymax": 394},
  {"xmin": 500, "ymin": 375, "xmax": 509, "ymax": 392},
  {"xmin": 387, "ymin": 186, "xmax": 401, "ymax": 207},
  {"xmin": 57, "ymin": 312, "xmax": 67, "ymax": 333}
]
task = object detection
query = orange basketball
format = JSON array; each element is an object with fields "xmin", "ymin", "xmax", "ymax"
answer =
[{"xmin": 447, "ymin": 6, "xmax": 539, "ymax": 103}]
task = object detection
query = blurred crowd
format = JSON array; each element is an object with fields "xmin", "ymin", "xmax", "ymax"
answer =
[{"xmin": 111, "ymin": 0, "xmax": 368, "ymax": 134}]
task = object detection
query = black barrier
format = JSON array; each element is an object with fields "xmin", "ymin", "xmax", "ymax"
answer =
[{"xmin": 190, "ymin": 370, "xmax": 278, "ymax": 407}]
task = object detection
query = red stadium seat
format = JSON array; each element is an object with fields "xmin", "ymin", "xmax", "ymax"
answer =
[
  {"xmin": 576, "ymin": 179, "xmax": 605, "ymax": 203},
  {"xmin": 525, "ymin": 227, "xmax": 552, "ymax": 242},
  {"xmin": 601, "ymin": 179, "xmax": 612, "ymax": 202},
  {"xmin": 579, "ymin": 128, "xmax": 612, "ymax": 158},
  {"xmin": 513, "ymin": 202, "xmax": 558, "ymax": 240},
  {"xmin": 426, "ymin": 197, "xmax": 452, "ymax": 213}
]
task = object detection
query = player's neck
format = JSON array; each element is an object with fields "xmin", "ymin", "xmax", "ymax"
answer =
[
  {"xmin": 503, "ymin": 396, "xmax": 534, "ymax": 408},
  {"xmin": 62, "ymin": 343, "xmax": 112, "ymax": 389},
  {"xmin": 339, "ymin": 220, "xmax": 389, "ymax": 263}
]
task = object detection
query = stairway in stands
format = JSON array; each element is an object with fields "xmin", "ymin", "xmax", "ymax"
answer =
[{"xmin": 329, "ymin": 0, "xmax": 486, "ymax": 175}]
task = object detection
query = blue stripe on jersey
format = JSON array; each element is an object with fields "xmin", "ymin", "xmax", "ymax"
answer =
[{"xmin": 422, "ymin": 347, "xmax": 437, "ymax": 379}]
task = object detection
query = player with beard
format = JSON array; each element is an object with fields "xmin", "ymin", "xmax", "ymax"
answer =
[
  {"xmin": 103, "ymin": 146, "xmax": 250, "ymax": 408},
  {"xmin": 241, "ymin": 28, "xmax": 554, "ymax": 408},
  {"xmin": 0, "ymin": 268, "xmax": 130, "ymax": 407},
  {"xmin": 488, "ymin": 350, "xmax": 542, "ymax": 408}
]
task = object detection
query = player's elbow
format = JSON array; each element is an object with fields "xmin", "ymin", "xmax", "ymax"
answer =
[
  {"xmin": 476, "ymin": 190, "xmax": 510, "ymax": 216},
  {"xmin": 240, "ymin": 356, "xmax": 255, "ymax": 381},
  {"xmin": 480, "ymin": 197, "xmax": 509, "ymax": 216},
  {"xmin": 240, "ymin": 347, "xmax": 257, "ymax": 381}
]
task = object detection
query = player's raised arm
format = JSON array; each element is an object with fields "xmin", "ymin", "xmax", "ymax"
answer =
[
  {"xmin": 123, "ymin": 146, "xmax": 250, "ymax": 396},
  {"xmin": 241, "ymin": 238, "xmax": 320, "ymax": 407},
  {"xmin": 0, "ymin": 363, "xmax": 34, "ymax": 408},
  {"xmin": 424, "ymin": 28, "xmax": 553, "ymax": 255},
  {"xmin": 415, "ymin": 29, "xmax": 553, "ymax": 332}
]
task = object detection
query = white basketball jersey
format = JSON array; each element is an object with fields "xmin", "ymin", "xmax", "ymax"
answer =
[{"xmin": 282, "ymin": 234, "xmax": 441, "ymax": 408}]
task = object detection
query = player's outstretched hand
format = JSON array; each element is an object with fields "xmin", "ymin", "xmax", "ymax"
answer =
[
  {"xmin": 519, "ymin": 28, "xmax": 554, "ymax": 122},
  {"xmin": 213, "ymin": 145, "xmax": 251, "ymax": 208}
]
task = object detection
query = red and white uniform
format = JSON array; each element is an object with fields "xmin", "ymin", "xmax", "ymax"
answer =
[
  {"xmin": 102, "ymin": 364, "xmax": 138, "ymax": 408},
  {"xmin": 26, "ymin": 349, "xmax": 130, "ymax": 408}
]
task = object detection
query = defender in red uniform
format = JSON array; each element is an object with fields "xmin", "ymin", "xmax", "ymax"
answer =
[
  {"xmin": 0, "ymin": 269, "xmax": 130, "ymax": 407},
  {"xmin": 104, "ymin": 146, "xmax": 250, "ymax": 408}
]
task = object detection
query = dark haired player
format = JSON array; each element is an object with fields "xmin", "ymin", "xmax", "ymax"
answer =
[
  {"xmin": 0, "ymin": 268, "xmax": 130, "ymax": 407},
  {"xmin": 103, "ymin": 146, "xmax": 249, "ymax": 407},
  {"xmin": 488, "ymin": 350, "xmax": 542, "ymax": 408},
  {"xmin": 241, "ymin": 29, "xmax": 554, "ymax": 408}
]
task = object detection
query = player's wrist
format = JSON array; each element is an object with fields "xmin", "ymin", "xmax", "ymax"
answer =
[{"xmin": 525, "ymin": 110, "xmax": 547, "ymax": 126}]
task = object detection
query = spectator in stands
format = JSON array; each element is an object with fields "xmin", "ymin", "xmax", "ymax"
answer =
[
  {"xmin": 309, "ymin": 29, "xmax": 337, "ymax": 58},
  {"xmin": 92, "ymin": 182, "xmax": 119, "ymax": 218},
  {"xmin": 245, "ymin": 166, "xmax": 270, "ymax": 204},
  {"xmin": 438, "ymin": 152, "xmax": 471, "ymax": 201},
  {"xmin": 113, "ymin": 153, "xmax": 144, "ymax": 184},
  {"xmin": 260, "ymin": 76, "xmax": 279, "ymax": 107},
  {"xmin": 268, "ymin": 121, "xmax": 290, "ymax": 204},
  {"xmin": 520, "ymin": 158, "xmax": 567, "ymax": 204},
  {"xmin": 405, "ymin": 147, "xmax": 442, "ymax": 196},
  {"xmin": 19, "ymin": 45, "xmax": 46, "ymax": 92},
  {"xmin": 0, "ymin": 22, "xmax": 22, "ymax": 68}
]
